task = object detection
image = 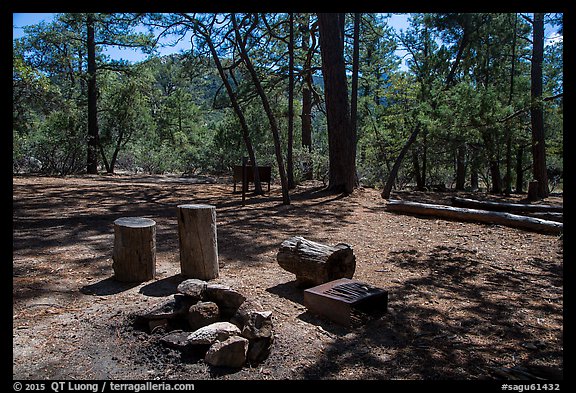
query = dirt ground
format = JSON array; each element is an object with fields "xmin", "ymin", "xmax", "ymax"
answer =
[{"xmin": 12, "ymin": 174, "xmax": 563, "ymax": 381}]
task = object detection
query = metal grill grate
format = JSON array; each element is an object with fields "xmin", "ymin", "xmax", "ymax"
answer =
[{"xmin": 304, "ymin": 278, "xmax": 388, "ymax": 327}]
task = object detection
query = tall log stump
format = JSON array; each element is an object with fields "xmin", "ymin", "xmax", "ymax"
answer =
[
  {"xmin": 112, "ymin": 217, "xmax": 156, "ymax": 282},
  {"xmin": 177, "ymin": 204, "xmax": 219, "ymax": 280},
  {"xmin": 276, "ymin": 236, "xmax": 356, "ymax": 287}
]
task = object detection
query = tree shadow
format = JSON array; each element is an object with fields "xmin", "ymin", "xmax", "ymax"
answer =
[
  {"xmin": 80, "ymin": 277, "xmax": 140, "ymax": 296},
  {"xmin": 265, "ymin": 280, "xmax": 305, "ymax": 306},
  {"xmin": 296, "ymin": 244, "xmax": 563, "ymax": 379}
]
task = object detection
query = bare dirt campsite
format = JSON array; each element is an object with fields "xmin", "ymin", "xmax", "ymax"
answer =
[{"xmin": 12, "ymin": 174, "xmax": 563, "ymax": 380}]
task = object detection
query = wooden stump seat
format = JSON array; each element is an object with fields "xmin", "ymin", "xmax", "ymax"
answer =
[{"xmin": 112, "ymin": 217, "xmax": 156, "ymax": 282}]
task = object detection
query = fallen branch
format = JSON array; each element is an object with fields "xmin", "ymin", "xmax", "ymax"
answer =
[{"xmin": 385, "ymin": 200, "xmax": 563, "ymax": 235}]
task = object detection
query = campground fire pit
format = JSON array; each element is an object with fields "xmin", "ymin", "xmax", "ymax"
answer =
[
  {"xmin": 134, "ymin": 279, "xmax": 274, "ymax": 368},
  {"xmin": 304, "ymin": 278, "xmax": 388, "ymax": 327}
]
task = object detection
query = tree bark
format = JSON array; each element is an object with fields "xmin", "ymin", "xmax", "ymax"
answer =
[
  {"xmin": 385, "ymin": 200, "xmax": 562, "ymax": 235},
  {"xmin": 177, "ymin": 204, "xmax": 219, "ymax": 280},
  {"xmin": 530, "ymin": 13, "xmax": 549, "ymax": 198},
  {"xmin": 112, "ymin": 217, "xmax": 156, "ymax": 282},
  {"xmin": 86, "ymin": 14, "xmax": 99, "ymax": 174},
  {"xmin": 277, "ymin": 236, "xmax": 356, "ymax": 287},
  {"xmin": 317, "ymin": 13, "xmax": 356, "ymax": 194}
]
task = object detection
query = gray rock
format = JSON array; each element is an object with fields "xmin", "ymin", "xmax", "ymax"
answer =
[
  {"xmin": 231, "ymin": 299, "xmax": 264, "ymax": 327},
  {"xmin": 177, "ymin": 279, "xmax": 208, "ymax": 299},
  {"xmin": 173, "ymin": 294, "xmax": 199, "ymax": 316},
  {"xmin": 241, "ymin": 311, "xmax": 273, "ymax": 339},
  {"xmin": 187, "ymin": 322, "xmax": 241, "ymax": 345},
  {"xmin": 136, "ymin": 299, "xmax": 178, "ymax": 322},
  {"xmin": 160, "ymin": 330, "xmax": 190, "ymax": 350},
  {"xmin": 205, "ymin": 284, "xmax": 246, "ymax": 317},
  {"xmin": 188, "ymin": 301, "xmax": 220, "ymax": 330},
  {"xmin": 205, "ymin": 336, "xmax": 249, "ymax": 368},
  {"xmin": 247, "ymin": 335, "xmax": 274, "ymax": 364}
]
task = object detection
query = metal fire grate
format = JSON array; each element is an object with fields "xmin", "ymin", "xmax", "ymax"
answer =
[{"xmin": 303, "ymin": 278, "xmax": 388, "ymax": 327}]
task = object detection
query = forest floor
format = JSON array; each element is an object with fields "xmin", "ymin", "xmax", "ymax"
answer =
[{"xmin": 12, "ymin": 174, "xmax": 563, "ymax": 382}]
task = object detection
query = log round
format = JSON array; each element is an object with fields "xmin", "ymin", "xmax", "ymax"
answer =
[
  {"xmin": 177, "ymin": 204, "xmax": 219, "ymax": 280},
  {"xmin": 276, "ymin": 236, "xmax": 356, "ymax": 287},
  {"xmin": 112, "ymin": 217, "xmax": 156, "ymax": 282}
]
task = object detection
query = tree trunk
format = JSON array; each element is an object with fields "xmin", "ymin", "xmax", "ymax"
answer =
[
  {"xmin": 300, "ymin": 14, "xmax": 313, "ymax": 180},
  {"xmin": 276, "ymin": 236, "xmax": 356, "ymax": 287},
  {"xmin": 515, "ymin": 145, "xmax": 525, "ymax": 192},
  {"xmin": 112, "ymin": 217, "xmax": 156, "ymax": 282},
  {"xmin": 317, "ymin": 13, "xmax": 356, "ymax": 194},
  {"xmin": 287, "ymin": 13, "xmax": 295, "ymax": 189},
  {"xmin": 385, "ymin": 200, "xmax": 562, "ymax": 235},
  {"xmin": 531, "ymin": 13, "xmax": 549, "ymax": 198},
  {"xmin": 232, "ymin": 14, "xmax": 290, "ymax": 205},
  {"xmin": 204, "ymin": 32, "xmax": 262, "ymax": 195},
  {"xmin": 177, "ymin": 204, "xmax": 219, "ymax": 280},
  {"xmin": 504, "ymin": 13, "xmax": 517, "ymax": 196},
  {"xmin": 86, "ymin": 14, "xmax": 99, "ymax": 174},
  {"xmin": 350, "ymin": 13, "xmax": 360, "ymax": 187},
  {"xmin": 489, "ymin": 159, "xmax": 502, "ymax": 194},
  {"xmin": 455, "ymin": 144, "xmax": 466, "ymax": 190},
  {"xmin": 412, "ymin": 151, "xmax": 424, "ymax": 190},
  {"xmin": 382, "ymin": 124, "xmax": 420, "ymax": 199},
  {"xmin": 527, "ymin": 180, "xmax": 540, "ymax": 202},
  {"xmin": 504, "ymin": 135, "xmax": 512, "ymax": 195},
  {"xmin": 471, "ymin": 163, "xmax": 479, "ymax": 191}
]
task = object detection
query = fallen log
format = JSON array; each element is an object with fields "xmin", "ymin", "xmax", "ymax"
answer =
[
  {"xmin": 385, "ymin": 200, "xmax": 563, "ymax": 235},
  {"xmin": 277, "ymin": 236, "xmax": 356, "ymax": 287},
  {"xmin": 528, "ymin": 212, "xmax": 563, "ymax": 223},
  {"xmin": 451, "ymin": 196, "xmax": 563, "ymax": 213}
]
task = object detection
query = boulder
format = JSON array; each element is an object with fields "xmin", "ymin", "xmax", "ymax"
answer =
[
  {"xmin": 204, "ymin": 283, "xmax": 246, "ymax": 317},
  {"xmin": 231, "ymin": 299, "xmax": 264, "ymax": 327},
  {"xmin": 205, "ymin": 336, "xmax": 249, "ymax": 368},
  {"xmin": 160, "ymin": 330, "xmax": 191, "ymax": 350},
  {"xmin": 247, "ymin": 335, "xmax": 274, "ymax": 364},
  {"xmin": 187, "ymin": 301, "xmax": 220, "ymax": 330},
  {"xmin": 241, "ymin": 311, "xmax": 273, "ymax": 340},
  {"xmin": 136, "ymin": 298, "xmax": 178, "ymax": 322},
  {"xmin": 173, "ymin": 294, "xmax": 198, "ymax": 315},
  {"xmin": 177, "ymin": 279, "xmax": 207, "ymax": 299},
  {"xmin": 187, "ymin": 322, "xmax": 241, "ymax": 345}
]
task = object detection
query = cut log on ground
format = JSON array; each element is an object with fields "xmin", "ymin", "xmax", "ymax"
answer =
[
  {"xmin": 385, "ymin": 200, "xmax": 563, "ymax": 235},
  {"xmin": 177, "ymin": 204, "xmax": 219, "ymax": 280},
  {"xmin": 276, "ymin": 236, "xmax": 356, "ymax": 287},
  {"xmin": 451, "ymin": 196, "xmax": 562, "ymax": 213},
  {"xmin": 112, "ymin": 217, "xmax": 156, "ymax": 282},
  {"xmin": 528, "ymin": 212, "xmax": 563, "ymax": 223}
]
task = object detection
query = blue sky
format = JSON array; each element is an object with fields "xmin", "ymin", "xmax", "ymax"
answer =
[
  {"xmin": 12, "ymin": 13, "xmax": 413, "ymax": 65},
  {"xmin": 13, "ymin": 13, "xmax": 562, "ymax": 68}
]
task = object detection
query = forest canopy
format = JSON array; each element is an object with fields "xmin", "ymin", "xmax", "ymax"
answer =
[{"xmin": 13, "ymin": 13, "xmax": 563, "ymax": 199}]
